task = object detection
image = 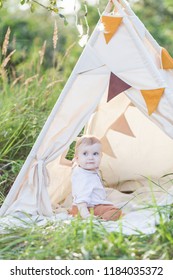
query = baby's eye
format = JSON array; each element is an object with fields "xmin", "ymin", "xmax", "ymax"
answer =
[
  {"xmin": 83, "ymin": 152, "xmax": 87, "ymax": 156},
  {"xmin": 93, "ymin": 152, "xmax": 99, "ymax": 156}
]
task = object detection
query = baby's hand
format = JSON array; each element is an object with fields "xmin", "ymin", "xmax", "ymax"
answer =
[
  {"xmin": 80, "ymin": 208, "xmax": 91, "ymax": 219},
  {"xmin": 77, "ymin": 202, "xmax": 90, "ymax": 219}
]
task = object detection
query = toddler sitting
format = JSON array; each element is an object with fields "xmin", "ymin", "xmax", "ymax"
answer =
[{"xmin": 69, "ymin": 135, "xmax": 122, "ymax": 221}]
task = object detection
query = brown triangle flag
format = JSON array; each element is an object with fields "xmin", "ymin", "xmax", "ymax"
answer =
[
  {"xmin": 101, "ymin": 16, "xmax": 123, "ymax": 44},
  {"xmin": 141, "ymin": 88, "xmax": 165, "ymax": 115},
  {"xmin": 100, "ymin": 135, "xmax": 116, "ymax": 158},
  {"xmin": 107, "ymin": 72, "xmax": 131, "ymax": 102},
  {"xmin": 128, "ymin": 102, "xmax": 135, "ymax": 107},
  {"xmin": 161, "ymin": 48, "xmax": 173, "ymax": 69},
  {"xmin": 110, "ymin": 114, "xmax": 135, "ymax": 137}
]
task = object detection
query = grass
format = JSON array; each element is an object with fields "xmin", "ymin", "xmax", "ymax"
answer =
[
  {"xmin": 0, "ymin": 23, "xmax": 80, "ymax": 195},
  {"xmin": 0, "ymin": 211, "xmax": 173, "ymax": 260},
  {"xmin": 1, "ymin": 5, "xmax": 173, "ymax": 261}
]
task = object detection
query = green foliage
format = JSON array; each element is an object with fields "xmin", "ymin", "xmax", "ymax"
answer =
[
  {"xmin": 0, "ymin": 6, "xmax": 83, "ymax": 195},
  {"xmin": 132, "ymin": 0, "xmax": 173, "ymax": 54},
  {"xmin": 1, "ymin": 210, "xmax": 173, "ymax": 260},
  {"xmin": 0, "ymin": 0, "xmax": 61, "ymax": 14}
]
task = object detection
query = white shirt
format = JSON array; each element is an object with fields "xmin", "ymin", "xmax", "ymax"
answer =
[{"xmin": 71, "ymin": 166, "xmax": 113, "ymax": 207}]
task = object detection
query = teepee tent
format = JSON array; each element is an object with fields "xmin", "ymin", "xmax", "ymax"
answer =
[{"xmin": 1, "ymin": 0, "xmax": 173, "ymax": 218}]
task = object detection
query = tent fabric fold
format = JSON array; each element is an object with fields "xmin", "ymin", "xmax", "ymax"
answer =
[{"xmin": 1, "ymin": 0, "xmax": 173, "ymax": 225}]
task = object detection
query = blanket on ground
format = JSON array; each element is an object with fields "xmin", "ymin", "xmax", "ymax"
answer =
[{"xmin": 0, "ymin": 184, "xmax": 173, "ymax": 235}]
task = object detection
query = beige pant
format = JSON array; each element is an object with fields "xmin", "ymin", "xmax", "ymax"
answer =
[{"xmin": 69, "ymin": 204, "xmax": 122, "ymax": 221}]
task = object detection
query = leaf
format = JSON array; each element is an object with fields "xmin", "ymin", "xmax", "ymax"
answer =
[
  {"xmin": 59, "ymin": 13, "xmax": 65, "ymax": 18},
  {"xmin": 30, "ymin": 3, "xmax": 36, "ymax": 13},
  {"xmin": 52, "ymin": 8, "xmax": 59, "ymax": 13},
  {"xmin": 20, "ymin": 0, "xmax": 26, "ymax": 5},
  {"xmin": 64, "ymin": 18, "xmax": 68, "ymax": 26},
  {"xmin": 59, "ymin": 14, "xmax": 68, "ymax": 25},
  {"xmin": 161, "ymin": 173, "xmax": 173, "ymax": 178}
]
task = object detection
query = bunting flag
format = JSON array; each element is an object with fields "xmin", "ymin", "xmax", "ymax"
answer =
[
  {"xmin": 107, "ymin": 72, "xmax": 131, "ymax": 102},
  {"xmin": 128, "ymin": 102, "xmax": 135, "ymax": 107},
  {"xmin": 101, "ymin": 16, "xmax": 123, "ymax": 44},
  {"xmin": 161, "ymin": 48, "xmax": 173, "ymax": 69},
  {"xmin": 110, "ymin": 114, "xmax": 135, "ymax": 137},
  {"xmin": 100, "ymin": 135, "xmax": 116, "ymax": 158},
  {"xmin": 141, "ymin": 88, "xmax": 165, "ymax": 115},
  {"xmin": 59, "ymin": 150, "xmax": 72, "ymax": 167}
]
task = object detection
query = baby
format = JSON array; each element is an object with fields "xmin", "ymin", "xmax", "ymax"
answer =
[{"xmin": 69, "ymin": 135, "xmax": 122, "ymax": 221}]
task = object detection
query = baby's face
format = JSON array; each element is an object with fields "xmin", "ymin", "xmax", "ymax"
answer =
[{"xmin": 76, "ymin": 143, "xmax": 102, "ymax": 171}]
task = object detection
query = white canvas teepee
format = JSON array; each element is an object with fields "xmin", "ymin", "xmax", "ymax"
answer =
[{"xmin": 1, "ymin": 0, "xmax": 173, "ymax": 219}]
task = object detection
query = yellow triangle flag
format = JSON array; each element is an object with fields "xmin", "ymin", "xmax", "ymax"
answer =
[
  {"xmin": 161, "ymin": 48, "xmax": 173, "ymax": 69},
  {"xmin": 141, "ymin": 88, "xmax": 165, "ymax": 115},
  {"xmin": 101, "ymin": 16, "xmax": 123, "ymax": 44}
]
